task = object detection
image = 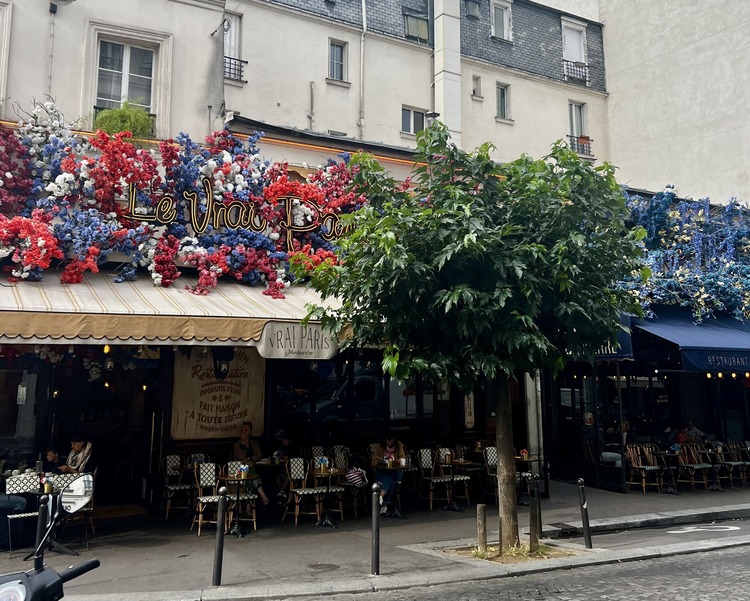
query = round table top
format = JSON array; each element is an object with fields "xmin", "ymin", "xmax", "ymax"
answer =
[{"xmin": 220, "ymin": 473, "xmax": 259, "ymax": 482}]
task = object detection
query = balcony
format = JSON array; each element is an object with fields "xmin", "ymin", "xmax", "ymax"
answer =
[
  {"xmin": 563, "ymin": 60, "xmax": 590, "ymax": 86},
  {"xmin": 224, "ymin": 56, "xmax": 248, "ymax": 82},
  {"xmin": 568, "ymin": 134, "xmax": 593, "ymax": 155}
]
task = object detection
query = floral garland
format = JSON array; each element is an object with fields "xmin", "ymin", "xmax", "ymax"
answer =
[{"xmin": 0, "ymin": 99, "xmax": 358, "ymax": 296}]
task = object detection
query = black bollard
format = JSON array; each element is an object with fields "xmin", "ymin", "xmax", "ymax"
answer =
[
  {"xmin": 371, "ymin": 482, "xmax": 381, "ymax": 576},
  {"xmin": 529, "ymin": 475, "xmax": 540, "ymax": 552},
  {"xmin": 576, "ymin": 478, "xmax": 592, "ymax": 549},
  {"xmin": 212, "ymin": 486, "xmax": 228, "ymax": 586}
]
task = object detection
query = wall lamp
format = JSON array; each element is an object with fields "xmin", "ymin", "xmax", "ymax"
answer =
[
  {"xmin": 211, "ymin": 347, "xmax": 235, "ymax": 381},
  {"xmin": 50, "ymin": 0, "xmax": 76, "ymax": 13}
]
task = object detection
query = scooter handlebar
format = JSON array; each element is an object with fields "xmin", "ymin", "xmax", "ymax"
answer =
[{"xmin": 59, "ymin": 559, "xmax": 100, "ymax": 584}]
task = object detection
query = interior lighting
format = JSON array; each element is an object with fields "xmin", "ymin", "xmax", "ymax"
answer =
[
  {"xmin": 718, "ymin": 372, "xmax": 724, "ymax": 379},
  {"xmin": 706, "ymin": 373, "xmax": 712, "ymax": 379},
  {"xmin": 103, "ymin": 344, "xmax": 111, "ymax": 355}
]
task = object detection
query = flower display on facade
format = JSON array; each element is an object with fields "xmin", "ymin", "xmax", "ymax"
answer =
[
  {"xmin": 0, "ymin": 99, "xmax": 358, "ymax": 296},
  {"xmin": 621, "ymin": 185, "xmax": 750, "ymax": 322}
]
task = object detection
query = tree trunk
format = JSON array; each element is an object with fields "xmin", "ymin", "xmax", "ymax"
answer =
[{"xmin": 495, "ymin": 373, "xmax": 520, "ymax": 552}]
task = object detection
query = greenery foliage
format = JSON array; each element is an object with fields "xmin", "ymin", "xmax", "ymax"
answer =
[
  {"xmin": 94, "ymin": 101, "xmax": 153, "ymax": 137},
  {"xmin": 296, "ymin": 122, "xmax": 647, "ymax": 388}
]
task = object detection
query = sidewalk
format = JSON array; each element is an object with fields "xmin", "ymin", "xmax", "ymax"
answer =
[{"xmin": 5, "ymin": 480, "xmax": 750, "ymax": 601}]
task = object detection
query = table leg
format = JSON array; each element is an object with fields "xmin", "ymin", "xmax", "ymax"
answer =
[
  {"xmin": 315, "ymin": 475, "xmax": 337, "ymax": 528},
  {"xmin": 443, "ymin": 467, "xmax": 463, "ymax": 512},
  {"xmin": 228, "ymin": 482, "xmax": 243, "ymax": 537}
]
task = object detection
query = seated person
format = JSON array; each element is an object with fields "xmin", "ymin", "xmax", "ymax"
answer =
[
  {"xmin": 43, "ymin": 447, "xmax": 67, "ymax": 474},
  {"xmin": 59, "ymin": 436, "xmax": 97, "ymax": 474},
  {"xmin": 232, "ymin": 422, "xmax": 270, "ymax": 506},
  {"xmin": 371, "ymin": 434, "xmax": 405, "ymax": 516},
  {"xmin": 580, "ymin": 413, "xmax": 621, "ymax": 467},
  {"xmin": 0, "ymin": 494, "xmax": 27, "ymax": 550}
]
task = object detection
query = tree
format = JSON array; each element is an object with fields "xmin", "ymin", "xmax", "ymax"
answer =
[{"xmin": 295, "ymin": 123, "xmax": 646, "ymax": 551}]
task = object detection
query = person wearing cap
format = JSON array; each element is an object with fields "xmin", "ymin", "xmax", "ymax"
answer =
[{"xmin": 59, "ymin": 435, "xmax": 96, "ymax": 474}]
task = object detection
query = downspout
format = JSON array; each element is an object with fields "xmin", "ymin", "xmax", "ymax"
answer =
[
  {"xmin": 358, "ymin": 0, "xmax": 367, "ymax": 140},
  {"xmin": 308, "ymin": 81, "xmax": 315, "ymax": 130}
]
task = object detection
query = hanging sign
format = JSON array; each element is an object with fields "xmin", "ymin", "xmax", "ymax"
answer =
[
  {"xmin": 170, "ymin": 347, "xmax": 265, "ymax": 440},
  {"xmin": 464, "ymin": 392, "xmax": 475, "ymax": 429},
  {"xmin": 256, "ymin": 322, "xmax": 337, "ymax": 360}
]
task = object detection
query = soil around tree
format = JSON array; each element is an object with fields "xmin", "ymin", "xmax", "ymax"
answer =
[{"xmin": 446, "ymin": 544, "xmax": 578, "ymax": 564}]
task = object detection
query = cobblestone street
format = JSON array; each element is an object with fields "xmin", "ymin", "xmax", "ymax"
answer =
[{"xmin": 293, "ymin": 546, "xmax": 750, "ymax": 601}]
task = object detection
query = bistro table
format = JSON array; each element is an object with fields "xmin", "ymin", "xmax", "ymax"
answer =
[
  {"xmin": 312, "ymin": 467, "xmax": 346, "ymax": 528},
  {"xmin": 219, "ymin": 472, "xmax": 259, "ymax": 537},
  {"xmin": 652, "ymin": 450, "xmax": 680, "ymax": 495}
]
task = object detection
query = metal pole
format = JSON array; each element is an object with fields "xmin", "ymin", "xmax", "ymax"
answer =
[
  {"xmin": 529, "ymin": 475, "xmax": 540, "ymax": 552},
  {"xmin": 577, "ymin": 478, "xmax": 592, "ymax": 549},
  {"xmin": 33, "ymin": 495, "xmax": 50, "ymax": 570},
  {"xmin": 370, "ymin": 482, "xmax": 381, "ymax": 576},
  {"xmin": 212, "ymin": 486, "xmax": 228, "ymax": 586}
]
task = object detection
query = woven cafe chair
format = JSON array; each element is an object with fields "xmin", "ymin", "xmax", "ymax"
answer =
[
  {"xmin": 416, "ymin": 448, "xmax": 451, "ymax": 511},
  {"xmin": 281, "ymin": 457, "xmax": 326, "ymax": 526},
  {"xmin": 624, "ymin": 444, "xmax": 662, "ymax": 493},
  {"xmin": 161, "ymin": 454, "xmax": 192, "ymax": 519},
  {"xmin": 483, "ymin": 446, "xmax": 498, "ymax": 504},
  {"xmin": 190, "ymin": 462, "xmax": 225, "ymax": 536},
  {"xmin": 676, "ymin": 443, "xmax": 712, "ymax": 490},
  {"xmin": 438, "ymin": 447, "xmax": 471, "ymax": 506},
  {"xmin": 333, "ymin": 446, "xmax": 368, "ymax": 517},
  {"xmin": 5, "ymin": 474, "xmax": 40, "ymax": 552}
]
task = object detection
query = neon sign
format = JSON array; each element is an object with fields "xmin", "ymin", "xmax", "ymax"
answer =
[{"xmin": 124, "ymin": 176, "xmax": 350, "ymax": 252}]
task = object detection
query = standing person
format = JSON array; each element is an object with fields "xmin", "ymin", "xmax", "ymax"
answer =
[
  {"xmin": 580, "ymin": 413, "xmax": 621, "ymax": 467},
  {"xmin": 232, "ymin": 421, "xmax": 263, "ymax": 463},
  {"xmin": 59, "ymin": 436, "xmax": 96, "ymax": 474},
  {"xmin": 43, "ymin": 446, "xmax": 67, "ymax": 474},
  {"xmin": 371, "ymin": 433, "xmax": 405, "ymax": 516}
]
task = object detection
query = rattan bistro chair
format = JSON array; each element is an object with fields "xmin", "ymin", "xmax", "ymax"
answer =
[
  {"xmin": 624, "ymin": 444, "xmax": 662, "ymax": 493},
  {"xmin": 282, "ymin": 458, "xmax": 326, "ymax": 526},
  {"xmin": 161, "ymin": 454, "xmax": 192, "ymax": 519},
  {"xmin": 190, "ymin": 462, "xmax": 224, "ymax": 536},
  {"xmin": 417, "ymin": 449, "xmax": 451, "ymax": 511}
]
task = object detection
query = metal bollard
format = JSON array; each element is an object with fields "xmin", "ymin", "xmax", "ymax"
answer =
[
  {"xmin": 529, "ymin": 475, "xmax": 540, "ymax": 552},
  {"xmin": 577, "ymin": 478, "xmax": 592, "ymax": 549},
  {"xmin": 212, "ymin": 486, "xmax": 228, "ymax": 586},
  {"xmin": 371, "ymin": 482, "xmax": 381, "ymax": 576},
  {"xmin": 33, "ymin": 495, "xmax": 49, "ymax": 570}
]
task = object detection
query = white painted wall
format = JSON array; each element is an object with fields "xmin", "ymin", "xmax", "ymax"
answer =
[{"xmin": 600, "ymin": 0, "xmax": 750, "ymax": 202}]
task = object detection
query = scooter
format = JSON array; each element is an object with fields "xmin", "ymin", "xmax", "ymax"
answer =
[{"xmin": 0, "ymin": 473, "xmax": 100, "ymax": 601}]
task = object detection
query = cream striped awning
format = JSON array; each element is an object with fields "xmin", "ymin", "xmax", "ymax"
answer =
[{"xmin": 0, "ymin": 272, "xmax": 336, "ymax": 346}]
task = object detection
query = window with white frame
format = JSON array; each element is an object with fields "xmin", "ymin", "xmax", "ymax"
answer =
[
  {"xmin": 86, "ymin": 21, "xmax": 172, "ymax": 138},
  {"xmin": 491, "ymin": 1, "xmax": 512, "ymax": 41},
  {"xmin": 569, "ymin": 101, "xmax": 586, "ymax": 137},
  {"xmin": 562, "ymin": 18, "xmax": 587, "ymax": 64},
  {"xmin": 404, "ymin": 14, "xmax": 429, "ymax": 42},
  {"xmin": 496, "ymin": 83, "xmax": 510, "ymax": 120},
  {"xmin": 96, "ymin": 40, "xmax": 153, "ymax": 111},
  {"xmin": 401, "ymin": 107, "xmax": 425, "ymax": 135},
  {"xmin": 466, "ymin": 0, "xmax": 480, "ymax": 19},
  {"xmin": 223, "ymin": 13, "xmax": 246, "ymax": 81},
  {"xmin": 472, "ymin": 75, "xmax": 482, "ymax": 97},
  {"xmin": 329, "ymin": 40, "xmax": 347, "ymax": 81}
]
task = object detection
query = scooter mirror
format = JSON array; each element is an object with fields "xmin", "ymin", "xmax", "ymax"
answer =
[{"xmin": 59, "ymin": 474, "xmax": 94, "ymax": 514}]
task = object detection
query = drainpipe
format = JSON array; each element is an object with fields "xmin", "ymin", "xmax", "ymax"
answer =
[
  {"xmin": 358, "ymin": 0, "xmax": 367, "ymax": 139},
  {"xmin": 308, "ymin": 81, "xmax": 315, "ymax": 131}
]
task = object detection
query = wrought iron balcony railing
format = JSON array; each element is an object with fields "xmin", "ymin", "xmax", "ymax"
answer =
[
  {"xmin": 563, "ymin": 60, "xmax": 590, "ymax": 86},
  {"xmin": 224, "ymin": 56, "xmax": 248, "ymax": 82},
  {"xmin": 568, "ymin": 134, "xmax": 593, "ymax": 155}
]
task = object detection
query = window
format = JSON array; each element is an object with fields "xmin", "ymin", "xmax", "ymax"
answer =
[
  {"xmin": 569, "ymin": 102, "xmax": 585, "ymax": 137},
  {"xmin": 401, "ymin": 107, "xmax": 425, "ymax": 134},
  {"xmin": 562, "ymin": 17, "xmax": 588, "ymax": 84},
  {"xmin": 562, "ymin": 18, "xmax": 586, "ymax": 63},
  {"xmin": 96, "ymin": 41, "xmax": 153, "ymax": 111},
  {"xmin": 491, "ymin": 1, "xmax": 512, "ymax": 41},
  {"xmin": 472, "ymin": 75, "xmax": 482, "ymax": 97},
  {"xmin": 404, "ymin": 14, "xmax": 429, "ymax": 42},
  {"xmin": 466, "ymin": 0, "xmax": 480, "ymax": 19},
  {"xmin": 85, "ymin": 21, "xmax": 172, "ymax": 139},
  {"xmin": 223, "ymin": 13, "xmax": 246, "ymax": 82},
  {"xmin": 496, "ymin": 83, "xmax": 510, "ymax": 120},
  {"xmin": 329, "ymin": 40, "xmax": 347, "ymax": 81}
]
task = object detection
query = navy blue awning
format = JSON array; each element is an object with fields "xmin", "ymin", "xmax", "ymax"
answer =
[{"xmin": 633, "ymin": 307, "xmax": 750, "ymax": 372}]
